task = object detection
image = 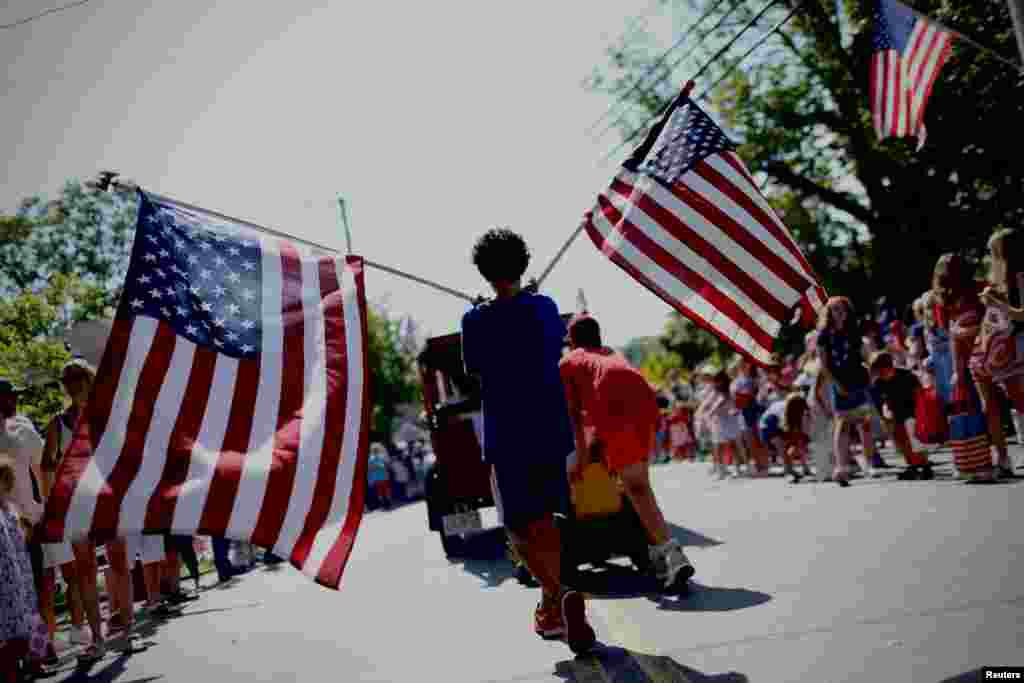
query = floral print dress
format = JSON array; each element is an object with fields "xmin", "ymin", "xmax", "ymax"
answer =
[{"xmin": 0, "ymin": 502, "xmax": 37, "ymax": 644}]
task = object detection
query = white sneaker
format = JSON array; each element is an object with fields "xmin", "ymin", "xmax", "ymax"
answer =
[{"xmin": 649, "ymin": 540, "xmax": 695, "ymax": 589}]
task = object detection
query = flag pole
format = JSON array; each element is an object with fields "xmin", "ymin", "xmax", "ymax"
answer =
[
  {"xmin": 1007, "ymin": 0, "xmax": 1024, "ymax": 64},
  {"xmin": 902, "ymin": 1, "xmax": 1023, "ymax": 73},
  {"xmin": 337, "ymin": 197, "xmax": 353, "ymax": 255},
  {"xmin": 91, "ymin": 173, "xmax": 477, "ymax": 304},
  {"xmin": 534, "ymin": 80, "xmax": 696, "ymax": 289}
]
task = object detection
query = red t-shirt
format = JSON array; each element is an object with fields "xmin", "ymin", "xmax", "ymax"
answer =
[{"xmin": 559, "ymin": 347, "xmax": 659, "ymax": 454}]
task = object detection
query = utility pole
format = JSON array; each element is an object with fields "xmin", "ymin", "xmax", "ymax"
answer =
[{"xmin": 1009, "ymin": 0, "xmax": 1024, "ymax": 65}]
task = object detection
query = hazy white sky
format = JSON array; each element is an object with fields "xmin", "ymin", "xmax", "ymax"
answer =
[{"xmin": 1, "ymin": 0, "xmax": 694, "ymax": 346}]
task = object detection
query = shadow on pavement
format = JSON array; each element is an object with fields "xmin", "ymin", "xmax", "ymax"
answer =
[
  {"xmin": 938, "ymin": 669, "xmax": 987, "ymax": 682},
  {"xmin": 649, "ymin": 582, "xmax": 772, "ymax": 612},
  {"xmin": 58, "ymin": 653, "xmax": 162, "ymax": 683},
  {"xmin": 667, "ymin": 523, "xmax": 722, "ymax": 548},
  {"xmin": 172, "ymin": 602, "xmax": 263, "ymax": 618},
  {"xmin": 452, "ymin": 528, "xmax": 519, "ymax": 588},
  {"xmin": 555, "ymin": 646, "xmax": 748, "ymax": 682},
  {"xmin": 569, "ymin": 563, "xmax": 654, "ymax": 599}
]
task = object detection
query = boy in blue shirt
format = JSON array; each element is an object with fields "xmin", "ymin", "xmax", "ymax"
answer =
[{"xmin": 461, "ymin": 228, "xmax": 596, "ymax": 654}]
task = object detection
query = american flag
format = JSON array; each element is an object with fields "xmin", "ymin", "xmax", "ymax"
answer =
[
  {"xmin": 584, "ymin": 92, "xmax": 826, "ymax": 365},
  {"xmin": 870, "ymin": 0, "xmax": 953, "ymax": 146},
  {"xmin": 42, "ymin": 192, "xmax": 370, "ymax": 589}
]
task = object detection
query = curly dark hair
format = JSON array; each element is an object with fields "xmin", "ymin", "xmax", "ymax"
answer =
[{"xmin": 471, "ymin": 228, "xmax": 530, "ymax": 283}]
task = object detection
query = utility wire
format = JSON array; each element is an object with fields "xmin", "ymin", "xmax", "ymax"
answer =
[
  {"xmin": 599, "ymin": 0, "xmax": 784, "ymax": 166},
  {"xmin": 0, "ymin": 0, "xmax": 97, "ymax": 29},
  {"xmin": 587, "ymin": 0, "xmax": 732, "ymax": 136},
  {"xmin": 594, "ymin": 0, "xmax": 749, "ymax": 140},
  {"xmin": 694, "ymin": 0, "xmax": 805, "ymax": 100}
]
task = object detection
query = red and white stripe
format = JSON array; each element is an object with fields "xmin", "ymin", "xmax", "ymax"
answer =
[
  {"xmin": 870, "ymin": 21, "xmax": 953, "ymax": 143},
  {"xmin": 584, "ymin": 151, "xmax": 825, "ymax": 365},
  {"xmin": 43, "ymin": 251, "xmax": 369, "ymax": 590}
]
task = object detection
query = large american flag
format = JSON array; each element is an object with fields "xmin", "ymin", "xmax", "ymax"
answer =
[
  {"xmin": 42, "ymin": 191, "xmax": 370, "ymax": 589},
  {"xmin": 584, "ymin": 91, "xmax": 826, "ymax": 365},
  {"xmin": 870, "ymin": 0, "xmax": 953, "ymax": 146}
]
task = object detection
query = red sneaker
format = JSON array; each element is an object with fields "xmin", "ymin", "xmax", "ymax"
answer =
[
  {"xmin": 561, "ymin": 591, "xmax": 597, "ymax": 654},
  {"xmin": 534, "ymin": 601, "xmax": 565, "ymax": 639}
]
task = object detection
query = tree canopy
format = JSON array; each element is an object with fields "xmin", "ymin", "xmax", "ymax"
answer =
[{"xmin": 586, "ymin": 0, "xmax": 1022, "ymax": 323}]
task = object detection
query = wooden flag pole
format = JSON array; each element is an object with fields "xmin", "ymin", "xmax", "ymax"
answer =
[
  {"xmin": 88, "ymin": 173, "xmax": 477, "ymax": 304},
  {"xmin": 338, "ymin": 197, "xmax": 353, "ymax": 255},
  {"xmin": 1006, "ymin": 0, "xmax": 1024, "ymax": 65}
]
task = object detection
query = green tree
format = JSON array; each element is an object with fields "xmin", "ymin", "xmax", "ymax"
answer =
[
  {"xmin": 586, "ymin": 0, "xmax": 1022, "ymax": 314},
  {"xmin": 366, "ymin": 306, "xmax": 422, "ymax": 444},
  {"xmin": 0, "ymin": 276, "xmax": 104, "ymax": 426},
  {"xmin": 1, "ymin": 180, "xmax": 136, "ymax": 304}
]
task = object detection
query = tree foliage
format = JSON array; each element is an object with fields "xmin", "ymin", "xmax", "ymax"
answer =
[
  {"xmin": 0, "ymin": 276, "xmax": 95, "ymax": 427},
  {"xmin": 586, "ymin": 0, "xmax": 1023, "ymax": 318},
  {"xmin": 366, "ymin": 307, "xmax": 421, "ymax": 443},
  {"xmin": 1, "ymin": 180, "xmax": 136, "ymax": 303}
]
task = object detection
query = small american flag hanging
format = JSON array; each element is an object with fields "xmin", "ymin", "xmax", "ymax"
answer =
[{"xmin": 870, "ymin": 0, "xmax": 954, "ymax": 147}]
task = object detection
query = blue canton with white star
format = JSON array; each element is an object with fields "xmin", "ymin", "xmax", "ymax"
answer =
[
  {"xmin": 122, "ymin": 193, "xmax": 263, "ymax": 359},
  {"xmin": 872, "ymin": 0, "xmax": 917, "ymax": 53},
  {"xmin": 636, "ymin": 98, "xmax": 735, "ymax": 187}
]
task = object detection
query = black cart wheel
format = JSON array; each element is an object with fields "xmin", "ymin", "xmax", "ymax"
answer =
[{"xmin": 440, "ymin": 529, "xmax": 466, "ymax": 558}]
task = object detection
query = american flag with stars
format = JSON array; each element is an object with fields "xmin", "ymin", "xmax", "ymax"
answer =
[
  {"xmin": 583, "ymin": 91, "xmax": 826, "ymax": 365},
  {"xmin": 43, "ymin": 191, "xmax": 371, "ymax": 590},
  {"xmin": 870, "ymin": 0, "xmax": 953, "ymax": 146}
]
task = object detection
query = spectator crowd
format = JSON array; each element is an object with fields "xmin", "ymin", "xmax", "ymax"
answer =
[{"xmin": 656, "ymin": 229, "xmax": 1023, "ymax": 488}]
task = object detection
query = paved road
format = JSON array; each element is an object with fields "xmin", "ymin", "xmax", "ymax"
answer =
[{"xmin": 49, "ymin": 445, "xmax": 1023, "ymax": 682}]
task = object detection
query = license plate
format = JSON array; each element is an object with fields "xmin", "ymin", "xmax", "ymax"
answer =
[{"xmin": 442, "ymin": 510, "xmax": 482, "ymax": 536}]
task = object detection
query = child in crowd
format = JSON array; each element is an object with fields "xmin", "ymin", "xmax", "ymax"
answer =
[
  {"xmin": 0, "ymin": 456, "xmax": 41, "ymax": 683},
  {"xmin": 668, "ymin": 386, "xmax": 696, "ymax": 462},
  {"xmin": 731, "ymin": 358, "xmax": 767, "ymax": 476},
  {"xmin": 972, "ymin": 228, "xmax": 1024, "ymax": 478},
  {"xmin": 869, "ymin": 351, "xmax": 934, "ymax": 480},
  {"xmin": 933, "ymin": 253, "xmax": 991, "ymax": 481},
  {"xmin": 759, "ymin": 393, "xmax": 813, "ymax": 483},
  {"xmin": 704, "ymin": 370, "xmax": 749, "ymax": 479},
  {"xmin": 816, "ymin": 296, "xmax": 881, "ymax": 487}
]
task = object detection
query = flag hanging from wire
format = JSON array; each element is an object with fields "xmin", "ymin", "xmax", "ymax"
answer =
[
  {"xmin": 870, "ymin": 0, "xmax": 954, "ymax": 147},
  {"xmin": 42, "ymin": 191, "xmax": 370, "ymax": 590},
  {"xmin": 582, "ymin": 87, "xmax": 826, "ymax": 366}
]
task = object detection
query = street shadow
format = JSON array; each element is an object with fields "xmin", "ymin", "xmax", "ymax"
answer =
[
  {"xmin": 568, "ymin": 563, "xmax": 655, "ymax": 599},
  {"xmin": 667, "ymin": 523, "xmax": 722, "ymax": 548},
  {"xmin": 173, "ymin": 602, "xmax": 262, "ymax": 618},
  {"xmin": 453, "ymin": 528, "xmax": 519, "ymax": 588},
  {"xmin": 59, "ymin": 653, "xmax": 139, "ymax": 683},
  {"xmin": 937, "ymin": 669, "xmax": 984, "ymax": 682},
  {"xmin": 555, "ymin": 646, "xmax": 748, "ymax": 682},
  {"xmin": 649, "ymin": 581, "xmax": 772, "ymax": 612}
]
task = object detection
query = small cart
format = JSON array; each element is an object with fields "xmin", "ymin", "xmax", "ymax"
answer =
[{"xmin": 418, "ymin": 332, "xmax": 494, "ymax": 558}]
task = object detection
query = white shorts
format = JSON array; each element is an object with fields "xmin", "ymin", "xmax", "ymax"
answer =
[
  {"xmin": 42, "ymin": 541, "xmax": 75, "ymax": 569},
  {"xmin": 123, "ymin": 534, "xmax": 166, "ymax": 565}
]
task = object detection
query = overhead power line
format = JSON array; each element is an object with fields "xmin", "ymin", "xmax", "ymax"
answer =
[
  {"xmin": 587, "ymin": 0, "xmax": 733, "ymax": 136},
  {"xmin": 694, "ymin": 0, "xmax": 805, "ymax": 100},
  {"xmin": 598, "ymin": 0, "xmax": 786, "ymax": 166},
  {"xmin": 594, "ymin": 0, "xmax": 749, "ymax": 141},
  {"xmin": 0, "ymin": 0, "xmax": 97, "ymax": 30}
]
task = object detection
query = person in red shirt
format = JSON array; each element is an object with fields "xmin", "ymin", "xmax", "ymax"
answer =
[{"xmin": 559, "ymin": 314, "xmax": 695, "ymax": 591}]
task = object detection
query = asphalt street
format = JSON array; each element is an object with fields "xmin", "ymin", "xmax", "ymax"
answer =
[{"xmin": 47, "ymin": 443, "xmax": 1024, "ymax": 683}]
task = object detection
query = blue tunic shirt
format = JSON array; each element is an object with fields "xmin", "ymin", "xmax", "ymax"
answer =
[{"xmin": 461, "ymin": 292, "xmax": 575, "ymax": 467}]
